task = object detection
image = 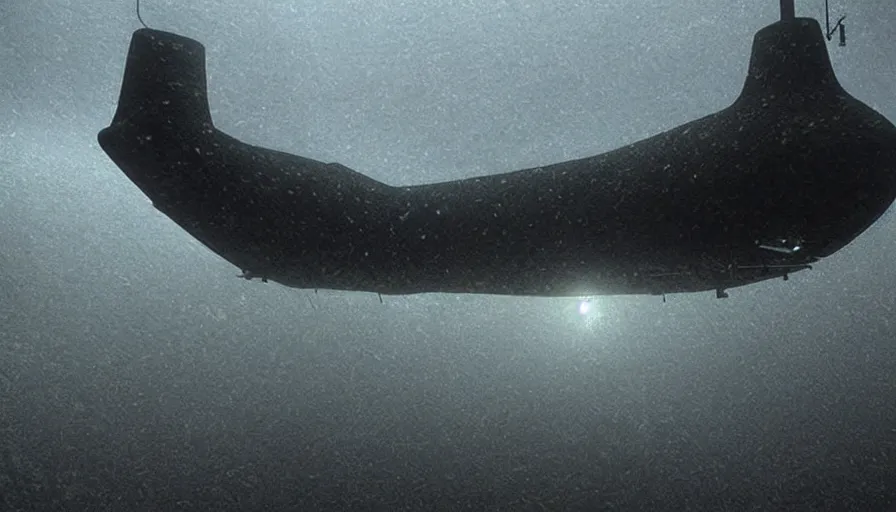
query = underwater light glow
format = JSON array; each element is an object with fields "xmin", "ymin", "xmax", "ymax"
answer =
[{"xmin": 578, "ymin": 300, "xmax": 591, "ymax": 315}]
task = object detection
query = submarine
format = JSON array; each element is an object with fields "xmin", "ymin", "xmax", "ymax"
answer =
[{"xmin": 98, "ymin": 1, "xmax": 896, "ymax": 299}]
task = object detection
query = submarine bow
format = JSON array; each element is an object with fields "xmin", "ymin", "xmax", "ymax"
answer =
[{"xmin": 98, "ymin": 19, "xmax": 896, "ymax": 298}]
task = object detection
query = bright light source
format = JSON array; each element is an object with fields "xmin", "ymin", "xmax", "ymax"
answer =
[{"xmin": 578, "ymin": 300, "xmax": 591, "ymax": 315}]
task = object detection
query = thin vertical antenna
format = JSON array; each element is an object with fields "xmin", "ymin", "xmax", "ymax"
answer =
[
  {"xmin": 780, "ymin": 0, "xmax": 795, "ymax": 21},
  {"xmin": 136, "ymin": 0, "xmax": 149, "ymax": 29},
  {"xmin": 824, "ymin": 0, "xmax": 847, "ymax": 46},
  {"xmin": 825, "ymin": 0, "xmax": 831, "ymax": 29}
]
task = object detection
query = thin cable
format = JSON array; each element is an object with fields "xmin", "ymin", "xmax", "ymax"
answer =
[
  {"xmin": 136, "ymin": 0, "xmax": 149, "ymax": 29},
  {"xmin": 825, "ymin": 0, "xmax": 830, "ymax": 30}
]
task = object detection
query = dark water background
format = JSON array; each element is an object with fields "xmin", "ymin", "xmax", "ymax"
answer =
[{"xmin": 2, "ymin": 1, "xmax": 895, "ymax": 509}]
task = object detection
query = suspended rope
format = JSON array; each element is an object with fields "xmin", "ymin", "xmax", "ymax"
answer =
[{"xmin": 136, "ymin": 0, "xmax": 149, "ymax": 29}]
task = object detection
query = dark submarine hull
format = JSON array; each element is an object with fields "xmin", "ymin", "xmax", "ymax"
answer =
[{"xmin": 98, "ymin": 18, "xmax": 896, "ymax": 298}]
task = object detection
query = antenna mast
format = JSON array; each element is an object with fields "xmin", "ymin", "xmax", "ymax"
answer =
[
  {"xmin": 780, "ymin": 0, "xmax": 795, "ymax": 21},
  {"xmin": 825, "ymin": 0, "xmax": 847, "ymax": 46}
]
